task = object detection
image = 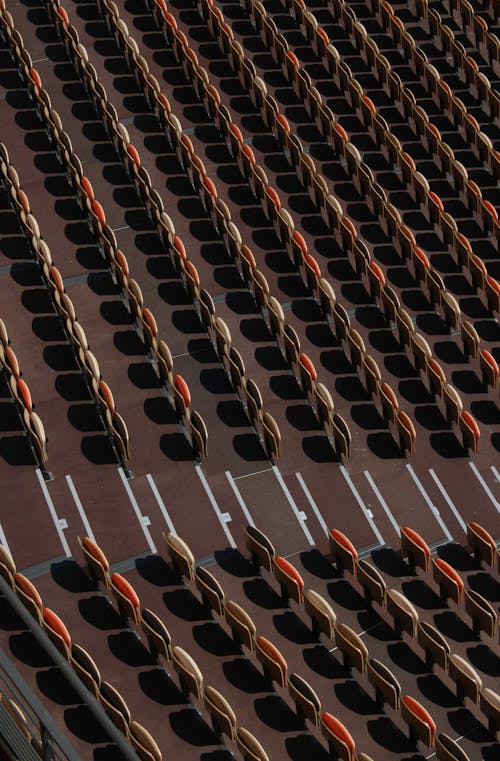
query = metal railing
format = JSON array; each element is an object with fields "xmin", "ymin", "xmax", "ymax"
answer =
[{"xmin": 0, "ymin": 576, "xmax": 139, "ymax": 760}]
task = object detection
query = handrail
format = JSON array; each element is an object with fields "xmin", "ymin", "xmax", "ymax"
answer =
[{"xmin": 0, "ymin": 575, "xmax": 140, "ymax": 761}]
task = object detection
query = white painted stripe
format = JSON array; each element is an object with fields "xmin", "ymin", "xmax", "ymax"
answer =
[
  {"xmin": 0, "ymin": 524, "xmax": 11, "ymax": 555},
  {"xmin": 146, "ymin": 474, "xmax": 176, "ymax": 534},
  {"xmin": 363, "ymin": 471, "xmax": 401, "ymax": 537},
  {"xmin": 233, "ymin": 467, "xmax": 273, "ymax": 480},
  {"xmin": 225, "ymin": 471, "xmax": 255, "ymax": 527},
  {"xmin": 490, "ymin": 466, "xmax": 500, "ymax": 485},
  {"xmin": 195, "ymin": 465, "xmax": 236, "ymax": 548},
  {"xmin": 111, "ymin": 225, "xmax": 130, "ymax": 232},
  {"xmin": 405, "ymin": 464, "xmax": 453, "ymax": 541},
  {"xmin": 35, "ymin": 469, "xmax": 71, "ymax": 557},
  {"xmin": 469, "ymin": 462, "xmax": 500, "ymax": 513},
  {"xmin": 428, "ymin": 469, "xmax": 467, "ymax": 533},
  {"xmin": 272, "ymin": 466, "xmax": 315, "ymax": 545},
  {"xmin": 340, "ymin": 465, "xmax": 384, "ymax": 545},
  {"xmin": 117, "ymin": 468, "xmax": 157, "ymax": 553},
  {"xmin": 65, "ymin": 475, "xmax": 95, "ymax": 542},
  {"xmin": 295, "ymin": 472, "xmax": 328, "ymax": 536}
]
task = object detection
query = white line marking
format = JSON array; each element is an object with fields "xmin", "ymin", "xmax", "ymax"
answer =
[
  {"xmin": 65, "ymin": 475, "xmax": 95, "ymax": 541},
  {"xmin": 363, "ymin": 471, "xmax": 401, "ymax": 537},
  {"xmin": 340, "ymin": 465, "xmax": 384, "ymax": 545},
  {"xmin": 35, "ymin": 469, "xmax": 71, "ymax": 557},
  {"xmin": 146, "ymin": 474, "xmax": 176, "ymax": 534},
  {"xmin": 272, "ymin": 466, "xmax": 315, "ymax": 545},
  {"xmin": 426, "ymin": 736, "xmax": 463, "ymax": 760},
  {"xmin": 117, "ymin": 468, "xmax": 157, "ymax": 553},
  {"xmin": 469, "ymin": 462, "xmax": 500, "ymax": 513},
  {"xmin": 111, "ymin": 225, "xmax": 130, "ymax": 232},
  {"xmin": 428, "ymin": 469, "xmax": 467, "ymax": 533},
  {"xmin": 195, "ymin": 465, "xmax": 236, "ymax": 548},
  {"xmin": 295, "ymin": 472, "xmax": 328, "ymax": 536},
  {"xmin": 225, "ymin": 471, "xmax": 255, "ymax": 526},
  {"xmin": 406, "ymin": 464, "xmax": 453, "ymax": 541},
  {"xmin": 233, "ymin": 467, "xmax": 273, "ymax": 480},
  {"xmin": 0, "ymin": 525, "xmax": 11, "ymax": 555},
  {"xmin": 31, "ymin": 57, "xmax": 48, "ymax": 63}
]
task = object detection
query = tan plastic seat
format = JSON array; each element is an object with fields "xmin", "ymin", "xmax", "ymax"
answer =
[
  {"xmin": 304, "ymin": 588, "xmax": 336, "ymax": 639},
  {"xmin": 236, "ymin": 726, "xmax": 270, "ymax": 761},
  {"xmin": 172, "ymin": 646, "xmax": 204, "ymax": 700},
  {"xmin": 288, "ymin": 672, "xmax": 321, "ymax": 726},
  {"xmin": 141, "ymin": 608, "xmax": 172, "ymax": 662},
  {"xmin": 224, "ymin": 599, "xmax": 256, "ymax": 651},
  {"xmin": 164, "ymin": 531, "xmax": 195, "ymax": 581},
  {"xmin": 203, "ymin": 685, "xmax": 237, "ymax": 741},
  {"xmin": 334, "ymin": 623, "xmax": 368, "ymax": 675},
  {"xmin": 245, "ymin": 525, "xmax": 275, "ymax": 573}
]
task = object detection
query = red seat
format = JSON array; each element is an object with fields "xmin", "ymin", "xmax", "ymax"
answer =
[
  {"xmin": 56, "ymin": 6, "xmax": 69, "ymax": 28},
  {"xmin": 467, "ymin": 521, "xmax": 497, "ymax": 567},
  {"xmin": 273, "ymin": 556, "xmax": 304, "ymax": 605},
  {"xmin": 91, "ymin": 199, "xmax": 105, "ymax": 225},
  {"xmin": 29, "ymin": 67, "xmax": 42, "ymax": 91},
  {"xmin": 401, "ymin": 695, "xmax": 436, "ymax": 747},
  {"xmin": 460, "ymin": 410, "xmax": 480, "ymax": 454},
  {"xmin": 329, "ymin": 529, "xmax": 358, "ymax": 575},
  {"xmin": 127, "ymin": 144, "xmax": 141, "ymax": 168},
  {"xmin": 401, "ymin": 527, "xmax": 431, "ymax": 572},
  {"xmin": 255, "ymin": 636, "xmax": 287, "ymax": 687},
  {"xmin": 432, "ymin": 557, "xmax": 464, "ymax": 604},
  {"xmin": 80, "ymin": 176, "xmax": 94, "ymax": 200},
  {"xmin": 110, "ymin": 572, "xmax": 140, "ymax": 624},
  {"xmin": 321, "ymin": 713, "xmax": 355, "ymax": 761},
  {"xmin": 174, "ymin": 374, "xmax": 191, "ymax": 408}
]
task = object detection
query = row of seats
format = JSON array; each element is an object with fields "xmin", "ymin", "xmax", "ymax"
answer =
[
  {"xmin": 193, "ymin": 0, "xmax": 490, "ymax": 452},
  {"xmin": 408, "ymin": 0, "xmax": 500, "ymax": 76},
  {"xmin": 248, "ymin": 0, "xmax": 500, "ymax": 302},
  {"xmin": 0, "ymin": 544, "xmax": 169, "ymax": 761},
  {"xmin": 0, "ymin": 140, "xmax": 132, "ymax": 470},
  {"xmin": 166, "ymin": 523, "xmax": 497, "ymax": 760},
  {"xmin": 87, "ymin": 0, "xmax": 361, "ymax": 458},
  {"xmin": 46, "ymin": 0, "xmax": 290, "ymax": 462},
  {"xmin": 327, "ymin": 527, "xmax": 499, "ymax": 730},
  {"xmin": 0, "ymin": 311, "xmax": 47, "ymax": 471},
  {"xmin": 84, "ymin": 0, "xmax": 494, "ymax": 458},
  {"xmin": 0, "ymin": 12, "xmax": 220, "ymax": 462}
]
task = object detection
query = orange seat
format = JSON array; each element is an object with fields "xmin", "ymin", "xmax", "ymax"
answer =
[
  {"xmin": 127, "ymin": 144, "xmax": 141, "ymax": 168},
  {"xmin": 460, "ymin": 410, "xmax": 480, "ymax": 454},
  {"xmin": 255, "ymin": 635, "xmax": 287, "ymax": 687},
  {"xmin": 174, "ymin": 374, "xmax": 191, "ymax": 408},
  {"xmin": 111, "ymin": 572, "xmax": 140, "ymax": 624},
  {"xmin": 466, "ymin": 521, "xmax": 497, "ymax": 567},
  {"xmin": 329, "ymin": 529, "xmax": 358, "ymax": 575},
  {"xmin": 401, "ymin": 526, "xmax": 431, "ymax": 573},
  {"xmin": 432, "ymin": 557, "xmax": 464, "ymax": 604},
  {"xmin": 43, "ymin": 607, "xmax": 71, "ymax": 656},
  {"xmin": 56, "ymin": 6, "xmax": 69, "ymax": 28},
  {"xmin": 29, "ymin": 67, "xmax": 42, "ymax": 91},
  {"xmin": 321, "ymin": 713, "xmax": 355, "ymax": 761},
  {"xmin": 273, "ymin": 556, "xmax": 304, "ymax": 605},
  {"xmin": 401, "ymin": 695, "xmax": 436, "ymax": 747}
]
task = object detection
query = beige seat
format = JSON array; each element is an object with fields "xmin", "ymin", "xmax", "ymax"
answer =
[
  {"xmin": 304, "ymin": 588, "xmax": 336, "ymax": 639},
  {"xmin": 417, "ymin": 621, "xmax": 450, "ymax": 671},
  {"xmin": 479, "ymin": 686, "xmax": 500, "ymax": 735},
  {"xmin": 172, "ymin": 646, "xmax": 204, "ymax": 700},
  {"xmin": 163, "ymin": 531, "xmax": 195, "ymax": 581},
  {"xmin": 401, "ymin": 694, "xmax": 436, "ymax": 747},
  {"xmin": 78, "ymin": 536, "xmax": 110, "ymax": 588},
  {"xmin": 435, "ymin": 732, "xmax": 471, "ymax": 761},
  {"xmin": 224, "ymin": 599, "xmax": 256, "ymax": 651},
  {"xmin": 236, "ymin": 726, "xmax": 270, "ymax": 761},
  {"xmin": 195, "ymin": 566, "xmax": 225, "ymax": 616},
  {"xmin": 387, "ymin": 589, "xmax": 419, "ymax": 637},
  {"xmin": 464, "ymin": 589, "xmax": 497, "ymax": 638},
  {"xmin": 141, "ymin": 608, "xmax": 172, "ymax": 662},
  {"xmin": 355, "ymin": 559, "xmax": 387, "ymax": 606},
  {"xmin": 448, "ymin": 653, "xmax": 482, "ymax": 703},
  {"xmin": 203, "ymin": 685, "xmax": 237, "ymax": 741},
  {"xmin": 245, "ymin": 525, "xmax": 275, "ymax": 573},
  {"xmin": 70, "ymin": 643, "xmax": 101, "ymax": 698},
  {"xmin": 130, "ymin": 720, "xmax": 162, "ymax": 761},
  {"xmin": 99, "ymin": 681, "xmax": 131, "ymax": 738},
  {"xmin": 288, "ymin": 672, "xmax": 321, "ymax": 726},
  {"xmin": 334, "ymin": 623, "xmax": 368, "ymax": 675},
  {"xmin": 367, "ymin": 658, "xmax": 401, "ymax": 710}
]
